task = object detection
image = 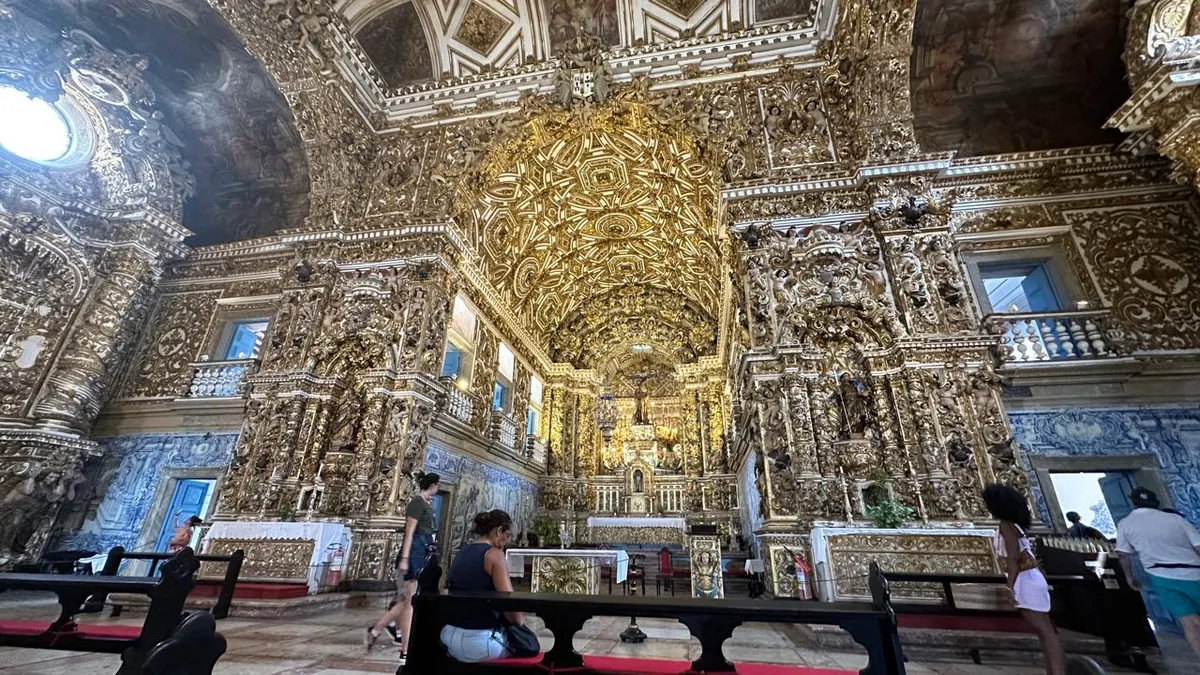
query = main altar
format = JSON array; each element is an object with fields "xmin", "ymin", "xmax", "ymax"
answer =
[
  {"xmin": 586, "ymin": 516, "xmax": 687, "ymax": 546},
  {"xmin": 507, "ymin": 548, "xmax": 629, "ymax": 595}
]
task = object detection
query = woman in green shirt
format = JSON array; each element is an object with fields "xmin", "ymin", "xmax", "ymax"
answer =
[{"xmin": 366, "ymin": 471, "xmax": 440, "ymax": 660}]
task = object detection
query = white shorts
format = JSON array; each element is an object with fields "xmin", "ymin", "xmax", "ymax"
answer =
[
  {"xmin": 1012, "ymin": 568, "xmax": 1051, "ymax": 613},
  {"xmin": 440, "ymin": 624, "xmax": 509, "ymax": 663}
]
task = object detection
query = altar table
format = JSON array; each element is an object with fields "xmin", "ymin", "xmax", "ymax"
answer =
[
  {"xmin": 202, "ymin": 521, "xmax": 351, "ymax": 594},
  {"xmin": 506, "ymin": 548, "xmax": 628, "ymax": 594},
  {"xmin": 808, "ymin": 527, "xmax": 998, "ymax": 603},
  {"xmin": 586, "ymin": 516, "xmax": 687, "ymax": 546}
]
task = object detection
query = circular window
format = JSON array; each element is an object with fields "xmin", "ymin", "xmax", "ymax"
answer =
[{"xmin": 0, "ymin": 85, "xmax": 79, "ymax": 165}]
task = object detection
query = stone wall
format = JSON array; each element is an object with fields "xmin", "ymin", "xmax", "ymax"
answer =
[
  {"xmin": 1012, "ymin": 406, "xmax": 1200, "ymax": 525},
  {"xmin": 54, "ymin": 432, "xmax": 238, "ymax": 554},
  {"xmin": 424, "ymin": 440, "xmax": 538, "ymax": 553}
]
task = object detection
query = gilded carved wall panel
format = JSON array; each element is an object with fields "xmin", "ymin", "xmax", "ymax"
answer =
[
  {"xmin": 736, "ymin": 212, "xmax": 1012, "ymax": 524},
  {"xmin": 1066, "ymin": 203, "xmax": 1200, "ymax": 351},
  {"xmin": 118, "ymin": 292, "xmax": 221, "ymax": 399}
]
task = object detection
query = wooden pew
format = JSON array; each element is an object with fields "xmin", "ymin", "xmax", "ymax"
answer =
[
  {"xmin": 403, "ymin": 563, "xmax": 905, "ymax": 675},
  {"xmin": 0, "ymin": 547, "xmax": 225, "ymax": 675},
  {"xmin": 880, "ymin": 568, "xmax": 1141, "ymax": 670},
  {"xmin": 90, "ymin": 546, "xmax": 244, "ymax": 620}
]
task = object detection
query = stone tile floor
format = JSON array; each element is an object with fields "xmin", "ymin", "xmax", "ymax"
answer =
[{"xmin": 0, "ymin": 598, "xmax": 1142, "ymax": 675}]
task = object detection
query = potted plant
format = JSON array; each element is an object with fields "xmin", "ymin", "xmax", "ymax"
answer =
[
  {"xmin": 531, "ymin": 516, "xmax": 557, "ymax": 548},
  {"xmin": 863, "ymin": 470, "xmax": 914, "ymax": 529}
]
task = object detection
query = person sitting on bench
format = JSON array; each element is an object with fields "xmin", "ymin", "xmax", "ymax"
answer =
[{"xmin": 440, "ymin": 509, "xmax": 523, "ymax": 663}]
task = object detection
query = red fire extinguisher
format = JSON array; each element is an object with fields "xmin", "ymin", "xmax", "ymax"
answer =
[
  {"xmin": 792, "ymin": 551, "xmax": 813, "ymax": 600},
  {"xmin": 328, "ymin": 544, "xmax": 345, "ymax": 586}
]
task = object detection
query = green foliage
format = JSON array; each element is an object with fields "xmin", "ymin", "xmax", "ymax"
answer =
[
  {"xmin": 532, "ymin": 516, "xmax": 557, "ymax": 540},
  {"xmin": 865, "ymin": 495, "xmax": 915, "ymax": 529}
]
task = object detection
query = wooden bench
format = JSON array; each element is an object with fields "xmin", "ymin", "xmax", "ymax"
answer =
[
  {"xmin": 0, "ymin": 548, "xmax": 226, "ymax": 675},
  {"xmin": 879, "ymin": 568, "xmax": 1136, "ymax": 669},
  {"xmin": 89, "ymin": 547, "xmax": 244, "ymax": 620},
  {"xmin": 403, "ymin": 563, "xmax": 905, "ymax": 675}
]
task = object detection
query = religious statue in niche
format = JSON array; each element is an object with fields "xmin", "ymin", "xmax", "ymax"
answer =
[
  {"xmin": 835, "ymin": 373, "xmax": 874, "ymax": 440},
  {"xmin": 328, "ymin": 387, "xmax": 363, "ymax": 453},
  {"xmin": 632, "ymin": 384, "xmax": 649, "ymax": 426},
  {"xmin": 633, "ymin": 469, "xmax": 645, "ymax": 494}
]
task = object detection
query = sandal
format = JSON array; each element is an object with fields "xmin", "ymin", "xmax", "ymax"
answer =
[{"xmin": 365, "ymin": 627, "xmax": 381, "ymax": 651}]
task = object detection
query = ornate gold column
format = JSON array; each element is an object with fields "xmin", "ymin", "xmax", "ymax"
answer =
[{"xmin": 31, "ymin": 247, "xmax": 158, "ymax": 432}]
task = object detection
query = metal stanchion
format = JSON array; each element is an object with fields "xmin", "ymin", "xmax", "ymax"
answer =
[{"xmin": 620, "ymin": 558, "xmax": 647, "ymax": 643}]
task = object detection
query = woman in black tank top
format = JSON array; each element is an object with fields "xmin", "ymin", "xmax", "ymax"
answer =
[{"xmin": 441, "ymin": 509, "xmax": 524, "ymax": 662}]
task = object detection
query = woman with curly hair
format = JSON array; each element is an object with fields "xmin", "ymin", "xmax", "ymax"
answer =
[{"xmin": 982, "ymin": 483, "xmax": 1065, "ymax": 675}]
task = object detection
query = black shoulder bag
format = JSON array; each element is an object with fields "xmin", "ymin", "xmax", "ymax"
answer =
[{"xmin": 501, "ymin": 619, "xmax": 539, "ymax": 657}]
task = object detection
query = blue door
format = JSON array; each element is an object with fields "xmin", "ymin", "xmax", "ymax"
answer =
[
  {"xmin": 153, "ymin": 480, "xmax": 211, "ymax": 552},
  {"xmin": 1099, "ymin": 472, "xmax": 1137, "ymax": 526}
]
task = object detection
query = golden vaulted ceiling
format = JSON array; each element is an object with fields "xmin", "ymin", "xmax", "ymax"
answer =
[{"xmin": 457, "ymin": 102, "xmax": 728, "ymax": 373}]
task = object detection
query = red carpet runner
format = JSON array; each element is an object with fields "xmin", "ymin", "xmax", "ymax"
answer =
[{"xmin": 496, "ymin": 654, "xmax": 854, "ymax": 675}]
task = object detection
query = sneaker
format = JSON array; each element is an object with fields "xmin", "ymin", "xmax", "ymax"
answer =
[
  {"xmin": 385, "ymin": 624, "xmax": 402, "ymax": 644},
  {"xmin": 398, "ymin": 651, "xmax": 407, "ymax": 665},
  {"xmin": 365, "ymin": 627, "xmax": 381, "ymax": 652}
]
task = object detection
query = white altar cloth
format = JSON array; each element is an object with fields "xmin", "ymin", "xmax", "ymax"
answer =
[
  {"xmin": 586, "ymin": 517, "xmax": 687, "ymax": 530},
  {"xmin": 506, "ymin": 548, "xmax": 629, "ymax": 585},
  {"xmin": 203, "ymin": 521, "xmax": 352, "ymax": 594}
]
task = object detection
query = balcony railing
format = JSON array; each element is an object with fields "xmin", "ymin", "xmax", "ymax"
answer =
[
  {"xmin": 489, "ymin": 411, "xmax": 518, "ymax": 450},
  {"xmin": 985, "ymin": 310, "xmax": 1122, "ymax": 363},
  {"xmin": 186, "ymin": 359, "xmax": 256, "ymax": 398},
  {"xmin": 525, "ymin": 435, "xmax": 545, "ymax": 464},
  {"xmin": 440, "ymin": 378, "xmax": 475, "ymax": 424}
]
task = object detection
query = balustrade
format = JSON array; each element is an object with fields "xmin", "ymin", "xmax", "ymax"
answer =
[
  {"xmin": 525, "ymin": 435, "xmax": 545, "ymax": 465},
  {"xmin": 985, "ymin": 310, "xmax": 1121, "ymax": 364},
  {"xmin": 440, "ymin": 377, "xmax": 475, "ymax": 424},
  {"xmin": 186, "ymin": 360, "xmax": 256, "ymax": 398},
  {"xmin": 595, "ymin": 485, "xmax": 622, "ymax": 513},
  {"xmin": 489, "ymin": 411, "xmax": 517, "ymax": 450},
  {"xmin": 657, "ymin": 485, "xmax": 685, "ymax": 513}
]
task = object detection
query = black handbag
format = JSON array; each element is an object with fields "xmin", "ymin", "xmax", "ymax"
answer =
[{"xmin": 501, "ymin": 621, "xmax": 539, "ymax": 657}]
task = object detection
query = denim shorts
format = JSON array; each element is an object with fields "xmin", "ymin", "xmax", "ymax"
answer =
[
  {"xmin": 440, "ymin": 624, "xmax": 509, "ymax": 663},
  {"xmin": 403, "ymin": 533, "xmax": 434, "ymax": 582}
]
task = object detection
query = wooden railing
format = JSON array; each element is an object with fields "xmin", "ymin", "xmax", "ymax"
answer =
[
  {"xmin": 186, "ymin": 359, "xmax": 256, "ymax": 397},
  {"xmin": 91, "ymin": 546, "xmax": 244, "ymax": 620},
  {"xmin": 984, "ymin": 310, "xmax": 1121, "ymax": 363},
  {"xmin": 0, "ymin": 548, "xmax": 226, "ymax": 674},
  {"xmin": 404, "ymin": 563, "xmax": 905, "ymax": 675}
]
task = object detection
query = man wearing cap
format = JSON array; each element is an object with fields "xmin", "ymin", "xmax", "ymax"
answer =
[
  {"xmin": 1115, "ymin": 487, "xmax": 1200, "ymax": 655},
  {"xmin": 1066, "ymin": 511, "xmax": 1105, "ymax": 540}
]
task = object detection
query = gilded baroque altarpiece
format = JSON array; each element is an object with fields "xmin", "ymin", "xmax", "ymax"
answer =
[{"xmin": 1, "ymin": 0, "xmax": 1200, "ymax": 583}]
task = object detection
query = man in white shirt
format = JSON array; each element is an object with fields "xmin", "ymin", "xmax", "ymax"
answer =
[{"xmin": 1115, "ymin": 487, "xmax": 1200, "ymax": 656}]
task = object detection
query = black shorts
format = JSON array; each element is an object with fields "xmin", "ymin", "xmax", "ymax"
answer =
[{"xmin": 403, "ymin": 533, "xmax": 434, "ymax": 582}]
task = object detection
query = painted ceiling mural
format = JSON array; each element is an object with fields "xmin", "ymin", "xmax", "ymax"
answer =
[
  {"xmin": 12, "ymin": 0, "xmax": 311, "ymax": 246},
  {"xmin": 356, "ymin": 3, "xmax": 436, "ymax": 87},
  {"xmin": 910, "ymin": 0, "xmax": 1131, "ymax": 156}
]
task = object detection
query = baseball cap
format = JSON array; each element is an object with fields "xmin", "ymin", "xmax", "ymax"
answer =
[{"xmin": 1129, "ymin": 487, "xmax": 1160, "ymax": 508}]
